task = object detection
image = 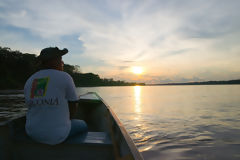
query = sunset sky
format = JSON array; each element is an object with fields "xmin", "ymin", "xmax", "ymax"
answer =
[{"xmin": 0, "ymin": 0, "xmax": 240, "ymax": 84}]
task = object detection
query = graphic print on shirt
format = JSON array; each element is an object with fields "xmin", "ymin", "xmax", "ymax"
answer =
[{"xmin": 30, "ymin": 77, "xmax": 49, "ymax": 98}]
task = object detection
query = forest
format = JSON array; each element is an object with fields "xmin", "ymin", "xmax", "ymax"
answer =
[{"xmin": 0, "ymin": 46, "xmax": 144, "ymax": 89}]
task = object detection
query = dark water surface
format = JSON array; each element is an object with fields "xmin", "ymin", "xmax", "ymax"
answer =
[{"xmin": 1, "ymin": 85, "xmax": 240, "ymax": 160}]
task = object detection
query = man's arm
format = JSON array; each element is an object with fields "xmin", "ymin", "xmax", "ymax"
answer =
[{"xmin": 68, "ymin": 101, "xmax": 78, "ymax": 119}]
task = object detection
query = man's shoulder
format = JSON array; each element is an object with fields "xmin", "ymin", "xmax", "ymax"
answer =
[
  {"xmin": 39, "ymin": 69, "xmax": 71, "ymax": 77},
  {"xmin": 51, "ymin": 70, "xmax": 73, "ymax": 82},
  {"xmin": 57, "ymin": 70, "xmax": 72, "ymax": 78},
  {"xmin": 25, "ymin": 69, "xmax": 73, "ymax": 86}
]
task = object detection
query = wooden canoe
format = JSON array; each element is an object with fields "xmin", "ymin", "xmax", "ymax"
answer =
[{"xmin": 0, "ymin": 92, "xmax": 144, "ymax": 160}]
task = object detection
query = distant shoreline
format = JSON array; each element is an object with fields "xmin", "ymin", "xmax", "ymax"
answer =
[
  {"xmin": 148, "ymin": 79, "xmax": 240, "ymax": 86},
  {"xmin": 1, "ymin": 80, "xmax": 240, "ymax": 94}
]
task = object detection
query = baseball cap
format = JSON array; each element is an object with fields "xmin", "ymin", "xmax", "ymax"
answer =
[{"xmin": 37, "ymin": 47, "xmax": 68, "ymax": 62}]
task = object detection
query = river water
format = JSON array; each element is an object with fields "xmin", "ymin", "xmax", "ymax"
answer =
[{"xmin": 1, "ymin": 85, "xmax": 240, "ymax": 160}]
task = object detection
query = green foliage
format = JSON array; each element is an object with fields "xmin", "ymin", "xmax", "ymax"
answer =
[
  {"xmin": 0, "ymin": 46, "xmax": 144, "ymax": 89},
  {"xmin": 0, "ymin": 47, "xmax": 37, "ymax": 89}
]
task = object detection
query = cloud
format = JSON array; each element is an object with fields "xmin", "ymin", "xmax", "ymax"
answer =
[
  {"xmin": 178, "ymin": 1, "xmax": 240, "ymax": 39},
  {"xmin": 121, "ymin": 60, "xmax": 135, "ymax": 63},
  {"xmin": 163, "ymin": 48, "xmax": 193, "ymax": 57},
  {"xmin": 0, "ymin": 0, "xmax": 240, "ymax": 82},
  {"xmin": 117, "ymin": 66, "xmax": 130, "ymax": 70}
]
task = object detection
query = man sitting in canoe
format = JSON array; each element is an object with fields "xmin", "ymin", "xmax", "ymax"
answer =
[{"xmin": 24, "ymin": 47, "xmax": 87, "ymax": 145}]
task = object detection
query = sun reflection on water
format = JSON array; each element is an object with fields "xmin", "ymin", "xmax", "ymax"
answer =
[{"xmin": 134, "ymin": 86, "xmax": 142, "ymax": 114}]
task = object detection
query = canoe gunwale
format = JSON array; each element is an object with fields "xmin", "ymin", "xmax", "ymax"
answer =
[{"xmin": 95, "ymin": 93, "xmax": 144, "ymax": 160}]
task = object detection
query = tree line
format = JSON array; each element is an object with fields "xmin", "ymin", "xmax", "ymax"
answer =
[
  {"xmin": 0, "ymin": 46, "xmax": 144, "ymax": 89},
  {"xmin": 153, "ymin": 80, "xmax": 240, "ymax": 86}
]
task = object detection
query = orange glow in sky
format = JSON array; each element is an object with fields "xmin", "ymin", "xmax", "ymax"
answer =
[{"xmin": 132, "ymin": 66, "xmax": 143, "ymax": 75}]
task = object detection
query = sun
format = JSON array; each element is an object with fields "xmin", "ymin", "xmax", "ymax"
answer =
[{"xmin": 132, "ymin": 66, "xmax": 143, "ymax": 75}]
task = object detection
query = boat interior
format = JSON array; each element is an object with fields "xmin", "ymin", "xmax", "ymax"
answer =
[{"xmin": 0, "ymin": 94, "xmax": 139, "ymax": 160}]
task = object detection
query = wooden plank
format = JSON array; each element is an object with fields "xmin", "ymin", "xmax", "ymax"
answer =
[{"xmin": 65, "ymin": 132, "xmax": 112, "ymax": 145}]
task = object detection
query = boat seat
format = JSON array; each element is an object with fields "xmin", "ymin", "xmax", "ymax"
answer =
[
  {"xmin": 64, "ymin": 132, "xmax": 112, "ymax": 145},
  {"xmin": 11, "ymin": 131, "xmax": 114, "ymax": 160},
  {"xmin": 13, "ymin": 130, "xmax": 112, "ymax": 146}
]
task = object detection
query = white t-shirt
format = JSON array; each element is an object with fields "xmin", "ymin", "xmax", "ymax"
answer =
[{"xmin": 24, "ymin": 69, "xmax": 78, "ymax": 145}]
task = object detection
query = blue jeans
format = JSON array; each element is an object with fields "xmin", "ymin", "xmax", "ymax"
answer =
[{"xmin": 68, "ymin": 119, "xmax": 88, "ymax": 138}]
